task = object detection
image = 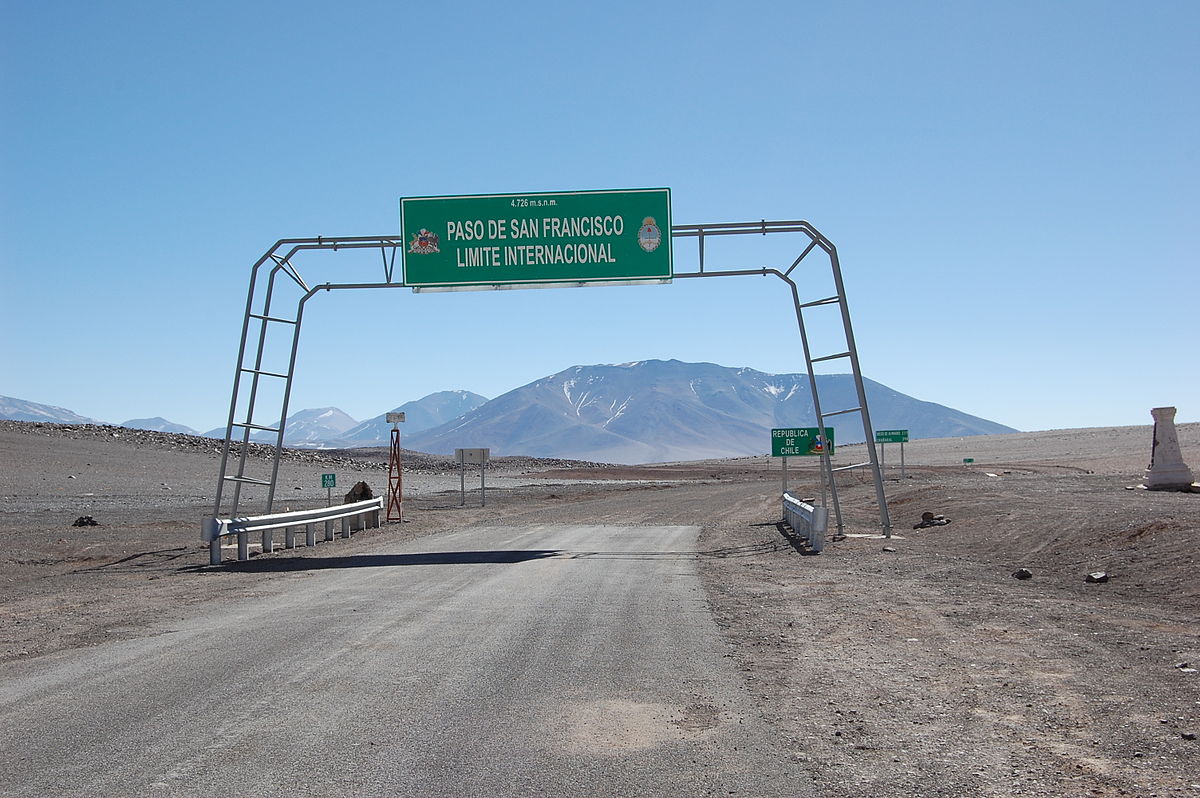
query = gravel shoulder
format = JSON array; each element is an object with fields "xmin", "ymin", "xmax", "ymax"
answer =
[{"xmin": 1, "ymin": 420, "xmax": 1198, "ymax": 796}]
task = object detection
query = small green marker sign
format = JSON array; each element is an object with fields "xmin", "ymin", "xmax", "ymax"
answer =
[
  {"xmin": 321, "ymin": 473, "xmax": 337, "ymax": 489},
  {"xmin": 962, "ymin": 458, "xmax": 975, "ymax": 464}
]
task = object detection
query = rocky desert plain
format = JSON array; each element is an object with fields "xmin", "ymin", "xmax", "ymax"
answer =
[{"xmin": 1, "ymin": 418, "xmax": 1198, "ymax": 796}]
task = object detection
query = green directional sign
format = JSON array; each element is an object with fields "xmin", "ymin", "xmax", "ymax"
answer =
[
  {"xmin": 400, "ymin": 188, "xmax": 672, "ymax": 290},
  {"xmin": 321, "ymin": 473, "xmax": 336, "ymax": 489},
  {"xmin": 875, "ymin": 429, "xmax": 909, "ymax": 443},
  {"xmin": 771, "ymin": 427, "xmax": 835, "ymax": 457}
]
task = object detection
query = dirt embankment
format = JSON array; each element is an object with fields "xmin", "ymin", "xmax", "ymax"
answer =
[{"xmin": 1, "ymin": 420, "xmax": 1198, "ymax": 795}]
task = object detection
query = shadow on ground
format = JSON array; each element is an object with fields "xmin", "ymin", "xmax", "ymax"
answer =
[{"xmin": 190, "ymin": 550, "xmax": 562, "ymax": 573}]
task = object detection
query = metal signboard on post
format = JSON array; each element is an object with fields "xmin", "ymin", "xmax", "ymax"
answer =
[
  {"xmin": 771, "ymin": 427, "xmax": 835, "ymax": 457},
  {"xmin": 400, "ymin": 188, "xmax": 672, "ymax": 291},
  {"xmin": 875, "ymin": 429, "xmax": 909, "ymax": 480},
  {"xmin": 321, "ymin": 473, "xmax": 336, "ymax": 506},
  {"xmin": 771, "ymin": 427, "xmax": 834, "ymax": 498},
  {"xmin": 455, "ymin": 448, "xmax": 490, "ymax": 506}
]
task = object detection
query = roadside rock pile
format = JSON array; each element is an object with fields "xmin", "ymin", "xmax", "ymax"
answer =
[
  {"xmin": 344, "ymin": 481, "xmax": 374, "ymax": 502},
  {"xmin": 71, "ymin": 516, "xmax": 98, "ymax": 527},
  {"xmin": 913, "ymin": 511, "xmax": 952, "ymax": 529},
  {"xmin": 0, "ymin": 420, "xmax": 609, "ymax": 478},
  {"xmin": 0, "ymin": 421, "xmax": 371, "ymax": 468}
]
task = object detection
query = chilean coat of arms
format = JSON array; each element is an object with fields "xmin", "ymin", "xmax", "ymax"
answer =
[{"xmin": 408, "ymin": 228, "xmax": 440, "ymax": 255}]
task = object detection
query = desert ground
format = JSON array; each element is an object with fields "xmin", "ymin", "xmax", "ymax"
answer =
[{"xmin": 1, "ymin": 419, "xmax": 1198, "ymax": 796}]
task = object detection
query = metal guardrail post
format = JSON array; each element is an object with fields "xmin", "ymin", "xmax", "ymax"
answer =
[
  {"xmin": 205, "ymin": 497, "xmax": 384, "ymax": 564},
  {"xmin": 782, "ymin": 492, "xmax": 829, "ymax": 553}
]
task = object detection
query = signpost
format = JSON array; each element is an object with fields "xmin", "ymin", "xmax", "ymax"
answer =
[
  {"xmin": 321, "ymin": 473, "xmax": 336, "ymax": 506},
  {"xmin": 456, "ymin": 448, "xmax": 490, "ymax": 506},
  {"xmin": 401, "ymin": 188, "xmax": 672, "ymax": 290},
  {"xmin": 875, "ymin": 429, "xmax": 909, "ymax": 480},
  {"xmin": 771, "ymin": 427, "xmax": 834, "ymax": 498},
  {"xmin": 386, "ymin": 413, "xmax": 405, "ymax": 522}
]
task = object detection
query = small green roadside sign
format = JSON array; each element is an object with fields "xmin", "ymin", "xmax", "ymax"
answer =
[
  {"xmin": 771, "ymin": 427, "xmax": 835, "ymax": 457},
  {"xmin": 400, "ymin": 188, "xmax": 672, "ymax": 290},
  {"xmin": 321, "ymin": 473, "xmax": 337, "ymax": 489},
  {"xmin": 875, "ymin": 429, "xmax": 909, "ymax": 444}
]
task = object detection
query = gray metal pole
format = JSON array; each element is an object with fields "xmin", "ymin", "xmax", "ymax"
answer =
[
  {"xmin": 825, "ymin": 245, "xmax": 892, "ymax": 537},
  {"xmin": 784, "ymin": 279, "xmax": 844, "ymax": 536}
]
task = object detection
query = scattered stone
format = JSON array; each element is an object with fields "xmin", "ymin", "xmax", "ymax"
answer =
[
  {"xmin": 913, "ymin": 512, "xmax": 952, "ymax": 529},
  {"xmin": 1012, "ymin": 568, "xmax": 1033, "ymax": 580},
  {"xmin": 1182, "ymin": 732, "xmax": 1197, "ymax": 741},
  {"xmin": 67, "ymin": 475, "xmax": 76, "ymax": 479},
  {"xmin": 1176, "ymin": 662, "xmax": 1197, "ymax": 673},
  {"xmin": 1085, "ymin": 571, "xmax": 1109, "ymax": 583},
  {"xmin": 72, "ymin": 516, "xmax": 98, "ymax": 527},
  {"xmin": 882, "ymin": 546, "xmax": 897, "ymax": 553}
]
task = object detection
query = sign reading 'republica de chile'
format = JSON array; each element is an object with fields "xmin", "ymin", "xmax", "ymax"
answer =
[
  {"xmin": 772, "ymin": 428, "xmax": 835, "ymax": 457},
  {"xmin": 400, "ymin": 188, "xmax": 672, "ymax": 290}
]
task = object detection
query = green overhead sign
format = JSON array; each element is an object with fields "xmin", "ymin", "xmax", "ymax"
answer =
[
  {"xmin": 875, "ymin": 429, "xmax": 909, "ymax": 443},
  {"xmin": 400, "ymin": 188, "xmax": 672, "ymax": 290},
  {"xmin": 771, "ymin": 427, "xmax": 835, "ymax": 457}
]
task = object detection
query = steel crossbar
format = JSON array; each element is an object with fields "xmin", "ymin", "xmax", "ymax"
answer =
[{"xmin": 205, "ymin": 220, "xmax": 892, "ymax": 564}]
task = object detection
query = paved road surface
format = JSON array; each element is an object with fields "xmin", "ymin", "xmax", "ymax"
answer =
[{"xmin": 1, "ymin": 524, "xmax": 810, "ymax": 796}]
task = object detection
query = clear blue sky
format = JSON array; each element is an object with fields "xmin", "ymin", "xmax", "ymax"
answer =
[{"xmin": 2, "ymin": 0, "xmax": 1197, "ymax": 434}]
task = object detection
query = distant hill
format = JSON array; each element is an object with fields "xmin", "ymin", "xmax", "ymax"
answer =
[
  {"xmin": 203, "ymin": 407, "xmax": 359, "ymax": 448},
  {"xmin": 405, "ymin": 360, "xmax": 1017, "ymax": 464},
  {"xmin": 0, "ymin": 395, "xmax": 98, "ymax": 424},
  {"xmin": 121, "ymin": 417, "xmax": 198, "ymax": 435},
  {"xmin": 336, "ymin": 391, "xmax": 489, "ymax": 446}
]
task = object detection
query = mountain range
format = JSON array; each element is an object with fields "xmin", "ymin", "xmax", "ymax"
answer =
[
  {"xmin": 336, "ymin": 391, "xmax": 490, "ymax": 446},
  {"xmin": 404, "ymin": 360, "xmax": 1014, "ymax": 463},
  {"xmin": 1, "ymin": 361, "xmax": 1016, "ymax": 463},
  {"xmin": 1, "ymin": 396, "xmax": 97, "ymax": 425}
]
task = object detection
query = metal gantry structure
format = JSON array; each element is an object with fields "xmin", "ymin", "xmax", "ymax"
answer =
[{"xmin": 209, "ymin": 221, "xmax": 891, "ymax": 540}]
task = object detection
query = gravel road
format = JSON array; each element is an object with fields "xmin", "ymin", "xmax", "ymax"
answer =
[{"xmin": 0, "ymin": 523, "xmax": 807, "ymax": 797}]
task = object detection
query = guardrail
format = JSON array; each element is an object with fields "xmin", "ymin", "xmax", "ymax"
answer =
[
  {"xmin": 782, "ymin": 492, "xmax": 828, "ymax": 553},
  {"xmin": 203, "ymin": 497, "xmax": 383, "ymax": 565}
]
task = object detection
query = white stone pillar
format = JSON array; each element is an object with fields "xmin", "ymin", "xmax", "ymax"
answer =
[{"xmin": 1144, "ymin": 407, "xmax": 1195, "ymax": 490}]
